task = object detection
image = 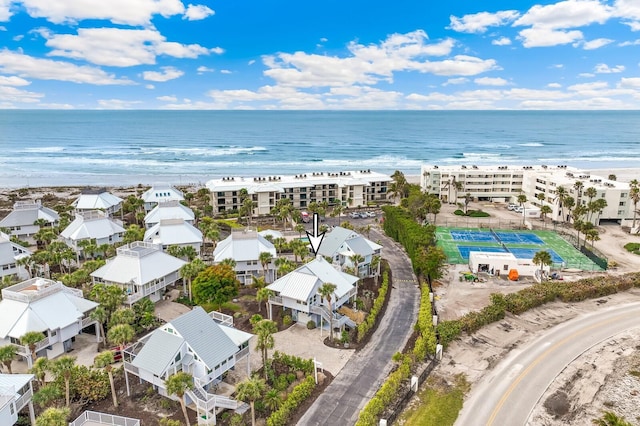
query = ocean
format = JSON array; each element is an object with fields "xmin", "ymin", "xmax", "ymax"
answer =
[{"xmin": 1, "ymin": 110, "xmax": 639, "ymax": 188}]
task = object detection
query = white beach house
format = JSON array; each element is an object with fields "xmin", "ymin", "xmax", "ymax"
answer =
[
  {"xmin": 317, "ymin": 226, "xmax": 382, "ymax": 277},
  {"xmin": 141, "ymin": 186, "xmax": 185, "ymax": 213},
  {"xmin": 143, "ymin": 200, "xmax": 195, "ymax": 229},
  {"xmin": 0, "ymin": 278, "xmax": 99, "ymax": 367},
  {"xmin": 90, "ymin": 242, "xmax": 186, "ymax": 305},
  {"xmin": 213, "ymin": 229, "xmax": 277, "ymax": 285},
  {"xmin": 143, "ymin": 219, "xmax": 203, "ymax": 255},
  {"xmin": 59, "ymin": 211, "xmax": 125, "ymax": 256},
  {"xmin": 0, "ymin": 232, "xmax": 32, "ymax": 280},
  {"xmin": 266, "ymin": 256, "xmax": 358, "ymax": 330},
  {"xmin": 123, "ymin": 307, "xmax": 252, "ymax": 425},
  {"xmin": 0, "ymin": 201, "xmax": 59, "ymax": 244},
  {"xmin": 0, "ymin": 374, "xmax": 35, "ymax": 426},
  {"xmin": 71, "ymin": 188, "xmax": 123, "ymax": 217}
]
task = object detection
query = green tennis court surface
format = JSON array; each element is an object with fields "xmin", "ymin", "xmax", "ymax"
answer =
[{"xmin": 436, "ymin": 227, "xmax": 603, "ymax": 271}]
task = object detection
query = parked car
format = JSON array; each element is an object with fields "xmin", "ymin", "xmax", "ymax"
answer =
[
  {"xmin": 507, "ymin": 204, "xmax": 518, "ymax": 210},
  {"xmin": 514, "ymin": 206, "xmax": 524, "ymax": 213},
  {"xmin": 349, "ymin": 212, "xmax": 361, "ymax": 219},
  {"xmin": 365, "ymin": 211, "xmax": 376, "ymax": 218}
]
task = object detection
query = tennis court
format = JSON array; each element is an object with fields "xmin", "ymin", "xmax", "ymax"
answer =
[{"xmin": 436, "ymin": 227, "xmax": 603, "ymax": 271}]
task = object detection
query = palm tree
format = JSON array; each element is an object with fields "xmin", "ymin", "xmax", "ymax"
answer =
[
  {"xmin": 370, "ymin": 255, "xmax": 381, "ymax": 283},
  {"xmin": 573, "ymin": 180, "xmax": 584, "ymax": 206},
  {"xmin": 540, "ymin": 205, "xmax": 553, "ymax": 228},
  {"xmin": 235, "ymin": 376, "xmax": 266, "ymax": 426},
  {"xmin": 517, "ymin": 193, "xmax": 527, "ymax": 223},
  {"xmin": 256, "ymin": 287, "xmax": 273, "ymax": 313},
  {"xmin": 36, "ymin": 407, "xmax": 70, "ymax": 426},
  {"xmin": 50, "ymin": 355, "xmax": 76, "ymax": 407},
  {"xmin": 318, "ymin": 282, "xmax": 337, "ymax": 342},
  {"xmin": 532, "ymin": 250, "xmax": 553, "ymax": 279},
  {"xmin": 630, "ymin": 179, "xmax": 639, "ymax": 229},
  {"xmin": 349, "ymin": 253, "xmax": 365, "ymax": 278},
  {"xmin": 592, "ymin": 410, "xmax": 633, "ymax": 426},
  {"xmin": 535, "ymin": 192, "xmax": 545, "ymax": 205},
  {"xmin": 294, "ymin": 223, "xmax": 305, "ymax": 238},
  {"xmin": 608, "ymin": 174, "xmax": 617, "ymax": 181},
  {"xmin": 259, "ymin": 251, "xmax": 274, "ymax": 283},
  {"xmin": 263, "ymin": 388, "xmax": 283, "ymax": 412},
  {"xmin": 29, "ymin": 357, "xmax": 49, "ymax": 389},
  {"xmin": 94, "ymin": 351, "xmax": 118, "ymax": 407},
  {"xmin": 0, "ymin": 344, "xmax": 17, "ymax": 374},
  {"xmin": 253, "ymin": 319, "xmax": 277, "ymax": 380},
  {"xmin": 181, "ymin": 258, "xmax": 206, "ymax": 302},
  {"xmin": 165, "ymin": 371, "xmax": 194, "ymax": 426},
  {"xmin": 555, "ymin": 186, "xmax": 568, "ymax": 221},
  {"xmin": 453, "ymin": 180, "xmax": 463, "ymax": 205},
  {"xmin": 90, "ymin": 306, "xmax": 108, "ymax": 347},
  {"xmin": 107, "ymin": 323, "xmax": 135, "ymax": 356},
  {"xmin": 21, "ymin": 331, "xmax": 45, "ymax": 364}
]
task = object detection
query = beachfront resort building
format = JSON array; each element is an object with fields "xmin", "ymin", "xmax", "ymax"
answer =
[
  {"xmin": 206, "ymin": 170, "xmax": 392, "ymax": 215},
  {"xmin": 0, "ymin": 232, "xmax": 32, "ymax": 280},
  {"xmin": 71, "ymin": 188, "xmax": 123, "ymax": 217},
  {"xmin": 0, "ymin": 278, "xmax": 99, "ymax": 367},
  {"xmin": 123, "ymin": 307, "xmax": 252, "ymax": 424},
  {"xmin": 141, "ymin": 185, "xmax": 185, "ymax": 213},
  {"xmin": 0, "ymin": 201, "xmax": 59, "ymax": 244},
  {"xmin": 143, "ymin": 200, "xmax": 195, "ymax": 229},
  {"xmin": 90, "ymin": 242, "xmax": 186, "ymax": 305},
  {"xmin": 143, "ymin": 219, "xmax": 203, "ymax": 255},
  {"xmin": 213, "ymin": 229, "xmax": 277, "ymax": 285},
  {"xmin": 317, "ymin": 226, "xmax": 382, "ymax": 278},
  {"xmin": 266, "ymin": 256, "xmax": 358, "ymax": 331},
  {"xmin": 59, "ymin": 211, "xmax": 125, "ymax": 256},
  {"xmin": 421, "ymin": 165, "xmax": 634, "ymax": 225},
  {"xmin": 0, "ymin": 374, "xmax": 35, "ymax": 426}
]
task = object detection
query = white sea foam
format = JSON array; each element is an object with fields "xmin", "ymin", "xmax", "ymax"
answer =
[
  {"xmin": 23, "ymin": 146, "xmax": 65, "ymax": 153},
  {"xmin": 519, "ymin": 142, "xmax": 544, "ymax": 147}
]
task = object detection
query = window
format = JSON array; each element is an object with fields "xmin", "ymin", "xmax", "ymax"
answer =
[
  {"xmin": 620, "ymin": 201, "xmax": 625, "ymax": 206},
  {"xmin": 175, "ymin": 353, "xmax": 181, "ymax": 362},
  {"xmin": 10, "ymin": 402, "xmax": 14, "ymax": 415},
  {"xmin": 503, "ymin": 265, "xmax": 509, "ymax": 271}
]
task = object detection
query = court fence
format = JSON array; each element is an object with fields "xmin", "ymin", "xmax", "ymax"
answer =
[{"xmin": 436, "ymin": 218, "xmax": 526, "ymax": 230}]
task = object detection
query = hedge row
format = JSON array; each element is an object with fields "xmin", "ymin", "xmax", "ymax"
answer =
[
  {"xmin": 355, "ymin": 355, "xmax": 412, "ymax": 426},
  {"xmin": 413, "ymin": 283, "xmax": 438, "ymax": 360},
  {"xmin": 266, "ymin": 375, "xmax": 316, "ymax": 426},
  {"xmin": 437, "ymin": 272, "xmax": 640, "ymax": 348},
  {"xmin": 381, "ymin": 206, "xmax": 436, "ymax": 266},
  {"xmin": 357, "ymin": 272, "xmax": 390, "ymax": 342},
  {"xmin": 271, "ymin": 351, "xmax": 314, "ymax": 375}
]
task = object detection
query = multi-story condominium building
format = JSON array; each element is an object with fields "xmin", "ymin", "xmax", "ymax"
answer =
[
  {"xmin": 206, "ymin": 170, "xmax": 391, "ymax": 215},
  {"xmin": 421, "ymin": 164, "xmax": 634, "ymax": 225}
]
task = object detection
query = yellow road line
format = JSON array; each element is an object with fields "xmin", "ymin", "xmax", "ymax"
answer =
[{"xmin": 486, "ymin": 313, "xmax": 625, "ymax": 426}]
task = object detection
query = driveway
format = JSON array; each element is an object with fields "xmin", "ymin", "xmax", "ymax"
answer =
[{"xmin": 297, "ymin": 226, "xmax": 420, "ymax": 426}]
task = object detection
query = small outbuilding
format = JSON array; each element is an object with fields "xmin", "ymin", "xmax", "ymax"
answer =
[{"xmin": 468, "ymin": 251, "xmax": 549, "ymax": 278}]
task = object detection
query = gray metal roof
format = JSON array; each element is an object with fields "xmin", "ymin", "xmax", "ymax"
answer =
[
  {"xmin": 130, "ymin": 330, "xmax": 183, "ymax": 376},
  {"xmin": 317, "ymin": 227, "xmax": 359, "ymax": 257},
  {"xmin": 0, "ymin": 203, "xmax": 59, "ymax": 228},
  {"xmin": 345, "ymin": 236, "xmax": 374, "ymax": 257},
  {"xmin": 170, "ymin": 307, "xmax": 239, "ymax": 370},
  {"xmin": 213, "ymin": 231, "xmax": 276, "ymax": 262},
  {"xmin": 60, "ymin": 213, "xmax": 125, "ymax": 241}
]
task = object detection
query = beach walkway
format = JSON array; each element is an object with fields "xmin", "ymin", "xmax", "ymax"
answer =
[{"xmin": 297, "ymin": 226, "xmax": 420, "ymax": 425}]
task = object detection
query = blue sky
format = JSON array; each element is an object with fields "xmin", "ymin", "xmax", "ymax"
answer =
[{"xmin": 1, "ymin": 0, "xmax": 640, "ymax": 109}]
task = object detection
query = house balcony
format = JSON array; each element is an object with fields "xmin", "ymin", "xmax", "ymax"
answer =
[
  {"xmin": 14, "ymin": 386, "xmax": 32, "ymax": 411},
  {"xmin": 16, "ymin": 336, "xmax": 51, "ymax": 358},
  {"xmin": 69, "ymin": 411, "xmax": 140, "ymax": 426},
  {"xmin": 268, "ymin": 295, "xmax": 283, "ymax": 306},
  {"xmin": 209, "ymin": 311, "xmax": 233, "ymax": 327},
  {"xmin": 126, "ymin": 280, "xmax": 168, "ymax": 304}
]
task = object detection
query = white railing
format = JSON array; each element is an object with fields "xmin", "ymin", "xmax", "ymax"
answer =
[
  {"xmin": 126, "ymin": 280, "xmax": 166, "ymax": 304},
  {"xmin": 34, "ymin": 336, "xmax": 51, "ymax": 352},
  {"xmin": 81, "ymin": 317, "xmax": 95, "ymax": 329},
  {"xmin": 69, "ymin": 410, "xmax": 140, "ymax": 426},
  {"xmin": 268, "ymin": 295, "xmax": 283, "ymax": 305},
  {"xmin": 209, "ymin": 311, "xmax": 233, "ymax": 327},
  {"xmin": 123, "ymin": 361, "xmax": 139, "ymax": 375},
  {"xmin": 236, "ymin": 346, "xmax": 249, "ymax": 360},
  {"xmin": 14, "ymin": 386, "xmax": 32, "ymax": 411}
]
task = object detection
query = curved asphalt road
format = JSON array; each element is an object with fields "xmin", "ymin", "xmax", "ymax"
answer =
[
  {"xmin": 297, "ymin": 227, "xmax": 420, "ymax": 425},
  {"xmin": 455, "ymin": 302, "xmax": 640, "ymax": 426}
]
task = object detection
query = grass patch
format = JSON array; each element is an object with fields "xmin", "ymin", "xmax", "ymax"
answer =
[
  {"xmin": 629, "ymin": 370, "xmax": 640, "ymax": 378},
  {"xmin": 453, "ymin": 209, "xmax": 490, "ymax": 217},
  {"xmin": 399, "ymin": 374, "xmax": 469, "ymax": 426},
  {"xmin": 624, "ymin": 243, "xmax": 640, "ymax": 255},
  {"xmin": 216, "ymin": 218, "xmax": 244, "ymax": 229}
]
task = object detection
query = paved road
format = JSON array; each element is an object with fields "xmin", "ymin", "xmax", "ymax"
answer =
[
  {"xmin": 297, "ymin": 227, "xmax": 420, "ymax": 425},
  {"xmin": 455, "ymin": 302, "xmax": 640, "ymax": 426}
]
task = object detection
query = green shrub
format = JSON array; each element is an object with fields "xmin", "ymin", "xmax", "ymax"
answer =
[
  {"xmin": 413, "ymin": 283, "xmax": 437, "ymax": 360},
  {"xmin": 468, "ymin": 210, "xmax": 490, "ymax": 217},
  {"xmin": 306, "ymin": 320, "xmax": 316, "ymax": 330},
  {"xmin": 357, "ymin": 272, "xmax": 389, "ymax": 342},
  {"xmin": 624, "ymin": 242, "xmax": 640, "ymax": 255},
  {"xmin": 266, "ymin": 375, "xmax": 316, "ymax": 426},
  {"xmin": 437, "ymin": 320, "xmax": 462, "ymax": 348},
  {"xmin": 282, "ymin": 315, "xmax": 292, "ymax": 326},
  {"xmin": 454, "ymin": 209, "xmax": 464, "ymax": 216}
]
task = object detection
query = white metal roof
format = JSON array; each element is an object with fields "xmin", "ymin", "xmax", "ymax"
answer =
[
  {"xmin": 0, "ymin": 202, "xmax": 59, "ymax": 228},
  {"xmin": 90, "ymin": 243, "xmax": 186, "ymax": 285},
  {"xmin": 0, "ymin": 374, "xmax": 34, "ymax": 398},
  {"xmin": 72, "ymin": 192, "xmax": 123, "ymax": 210},
  {"xmin": 141, "ymin": 186, "xmax": 184, "ymax": 203},
  {"xmin": 60, "ymin": 213, "xmax": 125, "ymax": 241},
  {"xmin": 130, "ymin": 330, "xmax": 184, "ymax": 376},
  {"xmin": 218, "ymin": 324, "xmax": 253, "ymax": 347},
  {"xmin": 213, "ymin": 231, "xmax": 276, "ymax": 262},
  {"xmin": 0, "ymin": 288, "xmax": 98, "ymax": 339},
  {"xmin": 144, "ymin": 202, "xmax": 194, "ymax": 226},
  {"xmin": 143, "ymin": 220, "xmax": 203, "ymax": 246},
  {"xmin": 0, "ymin": 234, "xmax": 32, "ymax": 266}
]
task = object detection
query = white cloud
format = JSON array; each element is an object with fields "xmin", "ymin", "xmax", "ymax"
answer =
[
  {"xmin": 568, "ymin": 81, "xmax": 608, "ymax": 91},
  {"xmin": 581, "ymin": 38, "xmax": 614, "ymax": 49},
  {"xmin": 619, "ymin": 39, "xmax": 640, "ymax": 46},
  {"xmin": 614, "ymin": 0, "xmax": 640, "ymax": 31},
  {"xmin": 45, "ymin": 27, "xmax": 217, "ymax": 67},
  {"xmin": 518, "ymin": 27, "xmax": 583, "ymax": 47},
  {"xmin": 97, "ymin": 99, "xmax": 143, "ymax": 109},
  {"xmin": 248, "ymin": 60, "xmax": 255, "ymax": 65},
  {"xmin": 142, "ymin": 66, "xmax": 184, "ymax": 82},
  {"xmin": 0, "ymin": 49, "xmax": 133, "ymax": 84},
  {"xmin": 547, "ymin": 82, "xmax": 562, "ymax": 88},
  {"xmin": 514, "ymin": 0, "xmax": 613, "ymax": 29},
  {"xmin": 157, "ymin": 95, "xmax": 177, "ymax": 101},
  {"xmin": 618, "ymin": 77, "xmax": 640, "ymax": 89},
  {"xmin": 550, "ymin": 64, "xmax": 564, "ymax": 69},
  {"xmin": 578, "ymin": 72, "xmax": 595, "ymax": 77},
  {"xmin": 594, "ymin": 63, "xmax": 625, "ymax": 73},
  {"xmin": 15, "ymin": 0, "xmax": 185, "ymax": 25},
  {"xmin": 220, "ymin": 69, "xmax": 232, "ymax": 74},
  {"xmin": 442, "ymin": 77, "xmax": 468, "ymax": 86},
  {"xmin": 474, "ymin": 76, "xmax": 509, "ymax": 86},
  {"xmin": 0, "ymin": 25, "xmax": 6, "ymax": 30},
  {"xmin": 0, "ymin": 75, "xmax": 30, "ymax": 86},
  {"xmin": 145, "ymin": 84, "xmax": 155, "ymax": 89},
  {"xmin": 0, "ymin": 0, "xmax": 12, "ymax": 21},
  {"xmin": 448, "ymin": 10, "xmax": 520, "ymax": 33},
  {"xmin": 320, "ymin": 37, "xmax": 328, "ymax": 42},
  {"xmin": 197, "ymin": 66, "xmax": 215, "ymax": 74},
  {"xmin": 492, "ymin": 37, "xmax": 512, "ymax": 46},
  {"xmin": 0, "ymin": 85, "xmax": 43, "ymax": 103},
  {"xmin": 183, "ymin": 4, "xmax": 214, "ymax": 20}
]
